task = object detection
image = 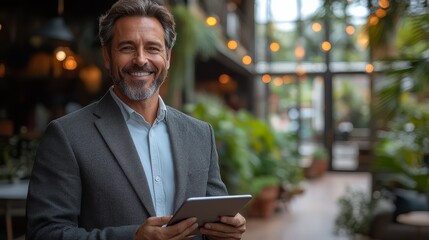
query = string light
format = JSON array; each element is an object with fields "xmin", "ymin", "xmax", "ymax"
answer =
[
  {"xmin": 295, "ymin": 45, "xmax": 305, "ymax": 59},
  {"xmin": 63, "ymin": 56, "xmax": 77, "ymax": 70},
  {"xmin": 375, "ymin": 9, "xmax": 387, "ymax": 18},
  {"xmin": 379, "ymin": 0, "xmax": 390, "ymax": 9},
  {"xmin": 262, "ymin": 74, "xmax": 271, "ymax": 83},
  {"xmin": 312, "ymin": 22, "xmax": 322, "ymax": 32},
  {"xmin": 273, "ymin": 77, "xmax": 283, "ymax": 86},
  {"xmin": 270, "ymin": 42, "xmax": 280, "ymax": 52},
  {"xmin": 345, "ymin": 25, "xmax": 355, "ymax": 35},
  {"xmin": 242, "ymin": 55, "xmax": 252, "ymax": 65},
  {"xmin": 227, "ymin": 40, "xmax": 238, "ymax": 50},
  {"xmin": 206, "ymin": 16, "xmax": 217, "ymax": 27},
  {"xmin": 55, "ymin": 50, "xmax": 67, "ymax": 61},
  {"xmin": 321, "ymin": 41, "xmax": 332, "ymax": 51},
  {"xmin": 365, "ymin": 63, "xmax": 374, "ymax": 73},
  {"xmin": 219, "ymin": 74, "xmax": 231, "ymax": 84},
  {"xmin": 369, "ymin": 15, "xmax": 379, "ymax": 25}
]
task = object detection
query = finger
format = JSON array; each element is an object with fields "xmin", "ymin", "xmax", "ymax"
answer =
[
  {"xmin": 200, "ymin": 220, "xmax": 245, "ymax": 239},
  {"xmin": 199, "ymin": 227, "xmax": 242, "ymax": 240},
  {"xmin": 220, "ymin": 213, "xmax": 246, "ymax": 227},
  {"xmin": 202, "ymin": 222, "xmax": 245, "ymax": 235},
  {"xmin": 165, "ymin": 217, "xmax": 197, "ymax": 232},
  {"xmin": 168, "ymin": 222, "xmax": 199, "ymax": 240},
  {"xmin": 145, "ymin": 216, "xmax": 173, "ymax": 226}
]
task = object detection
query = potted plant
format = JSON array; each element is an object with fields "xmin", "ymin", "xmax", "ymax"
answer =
[
  {"xmin": 0, "ymin": 128, "xmax": 38, "ymax": 183},
  {"xmin": 334, "ymin": 188, "xmax": 377, "ymax": 239},
  {"xmin": 304, "ymin": 145, "xmax": 328, "ymax": 179}
]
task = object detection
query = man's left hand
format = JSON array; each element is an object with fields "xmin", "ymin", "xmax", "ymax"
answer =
[{"xmin": 199, "ymin": 213, "xmax": 246, "ymax": 240}]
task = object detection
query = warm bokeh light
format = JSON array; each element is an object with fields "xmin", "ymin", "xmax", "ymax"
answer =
[
  {"xmin": 375, "ymin": 8, "xmax": 387, "ymax": 18},
  {"xmin": 312, "ymin": 22, "xmax": 322, "ymax": 32},
  {"xmin": 296, "ymin": 65, "xmax": 306, "ymax": 77},
  {"xmin": 79, "ymin": 65, "xmax": 102, "ymax": 93},
  {"xmin": 227, "ymin": 40, "xmax": 238, "ymax": 50},
  {"xmin": 55, "ymin": 50, "xmax": 67, "ymax": 61},
  {"xmin": 206, "ymin": 16, "xmax": 217, "ymax": 27},
  {"xmin": 273, "ymin": 77, "xmax": 283, "ymax": 86},
  {"xmin": 295, "ymin": 45, "xmax": 305, "ymax": 59},
  {"xmin": 262, "ymin": 74, "xmax": 271, "ymax": 83},
  {"xmin": 0, "ymin": 63, "xmax": 5, "ymax": 77},
  {"xmin": 63, "ymin": 56, "xmax": 77, "ymax": 70},
  {"xmin": 365, "ymin": 63, "xmax": 374, "ymax": 73},
  {"xmin": 270, "ymin": 42, "xmax": 280, "ymax": 52},
  {"xmin": 321, "ymin": 41, "xmax": 331, "ymax": 52},
  {"xmin": 242, "ymin": 55, "xmax": 252, "ymax": 65},
  {"xmin": 369, "ymin": 15, "xmax": 379, "ymax": 25},
  {"xmin": 219, "ymin": 74, "xmax": 231, "ymax": 84},
  {"xmin": 283, "ymin": 75, "xmax": 293, "ymax": 84},
  {"xmin": 379, "ymin": 0, "xmax": 390, "ymax": 9},
  {"xmin": 357, "ymin": 31, "xmax": 369, "ymax": 49},
  {"xmin": 0, "ymin": 24, "xmax": 2, "ymax": 31},
  {"xmin": 345, "ymin": 25, "xmax": 355, "ymax": 35}
]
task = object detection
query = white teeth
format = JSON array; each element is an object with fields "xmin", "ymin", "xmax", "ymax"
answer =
[{"xmin": 130, "ymin": 72, "xmax": 151, "ymax": 77}]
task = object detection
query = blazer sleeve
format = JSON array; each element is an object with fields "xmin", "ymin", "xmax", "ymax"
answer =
[
  {"xmin": 26, "ymin": 120, "xmax": 139, "ymax": 240},
  {"xmin": 206, "ymin": 123, "xmax": 229, "ymax": 196}
]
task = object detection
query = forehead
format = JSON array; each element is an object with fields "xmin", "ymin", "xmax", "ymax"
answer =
[{"xmin": 112, "ymin": 16, "xmax": 165, "ymax": 45}]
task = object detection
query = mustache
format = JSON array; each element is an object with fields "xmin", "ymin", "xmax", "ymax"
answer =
[{"xmin": 122, "ymin": 64, "xmax": 157, "ymax": 73}]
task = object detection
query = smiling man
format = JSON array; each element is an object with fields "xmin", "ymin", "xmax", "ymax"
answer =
[{"xmin": 26, "ymin": 0, "xmax": 246, "ymax": 240}]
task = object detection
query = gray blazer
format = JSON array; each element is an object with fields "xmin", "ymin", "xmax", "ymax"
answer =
[{"xmin": 26, "ymin": 91, "xmax": 228, "ymax": 240}]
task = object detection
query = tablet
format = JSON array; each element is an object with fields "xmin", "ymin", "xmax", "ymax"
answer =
[{"xmin": 167, "ymin": 194, "xmax": 252, "ymax": 235}]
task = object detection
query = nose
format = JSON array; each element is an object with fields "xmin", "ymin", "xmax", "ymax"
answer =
[{"xmin": 133, "ymin": 48, "xmax": 148, "ymax": 66}]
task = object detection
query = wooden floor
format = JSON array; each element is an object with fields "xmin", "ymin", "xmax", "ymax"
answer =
[{"xmin": 243, "ymin": 172, "xmax": 372, "ymax": 240}]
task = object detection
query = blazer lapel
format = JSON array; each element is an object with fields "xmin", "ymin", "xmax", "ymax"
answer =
[{"xmin": 93, "ymin": 92, "xmax": 156, "ymax": 216}]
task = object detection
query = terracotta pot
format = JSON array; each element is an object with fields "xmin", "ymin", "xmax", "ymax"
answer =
[
  {"xmin": 304, "ymin": 159, "xmax": 328, "ymax": 178},
  {"xmin": 247, "ymin": 185, "xmax": 279, "ymax": 218}
]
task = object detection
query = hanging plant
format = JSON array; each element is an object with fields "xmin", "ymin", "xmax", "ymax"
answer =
[{"xmin": 166, "ymin": 5, "xmax": 218, "ymax": 107}]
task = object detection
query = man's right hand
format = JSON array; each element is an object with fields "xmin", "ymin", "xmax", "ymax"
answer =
[{"xmin": 135, "ymin": 216, "xmax": 198, "ymax": 240}]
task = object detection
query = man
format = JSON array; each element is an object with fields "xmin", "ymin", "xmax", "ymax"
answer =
[{"xmin": 26, "ymin": 0, "xmax": 246, "ymax": 239}]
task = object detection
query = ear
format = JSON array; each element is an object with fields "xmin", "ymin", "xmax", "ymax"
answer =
[
  {"xmin": 166, "ymin": 48, "xmax": 172, "ymax": 70},
  {"xmin": 102, "ymin": 47, "xmax": 111, "ymax": 70}
]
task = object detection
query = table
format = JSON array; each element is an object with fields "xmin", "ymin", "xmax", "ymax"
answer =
[
  {"xmin": 0, "ymin": 181, "xmax": 28, "ymax": 240},
  {"xmin": 397, "ymin": 211, "xmax": 429, "ymax": 239}
]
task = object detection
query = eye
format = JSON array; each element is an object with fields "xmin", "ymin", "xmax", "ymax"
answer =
[
  {"xmin": 147, "ymin": 47, "xmax": 161, "ymax": 53},
  {"xmin": 119, "ymin": 46, "xmax": 135, "ymax": 54}
]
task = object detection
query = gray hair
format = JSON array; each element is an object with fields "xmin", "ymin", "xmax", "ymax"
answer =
[{"xmin": 98, "ymin": 0, "xmax": 176, "ymax": 52}]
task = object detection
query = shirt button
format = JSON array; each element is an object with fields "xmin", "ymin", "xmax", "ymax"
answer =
[{"xmin": 155, "ymin": 176, "xmax": 161, "ymax": 182}]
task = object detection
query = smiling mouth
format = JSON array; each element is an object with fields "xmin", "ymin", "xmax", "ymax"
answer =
[{"xmin": 129, "ymin": 71, "xmax": 152, "ymax": 77}]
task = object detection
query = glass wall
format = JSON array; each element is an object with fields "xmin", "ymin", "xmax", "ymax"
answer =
[
  {"xmin": 332, "ymin": 74, "xmax": 371, "ymax": 170},
  {"xmin": 256, "ymin": 0, "xmax": 372, "ymax": 171}
]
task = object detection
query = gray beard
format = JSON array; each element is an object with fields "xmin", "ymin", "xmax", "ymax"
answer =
[
  {"xmin": 117, "ymin": 77, "xmax": 161, "ymax": 101},
  {"xmin": 110, "ymin": 67, "xmax": 167, "ymax": 101}
]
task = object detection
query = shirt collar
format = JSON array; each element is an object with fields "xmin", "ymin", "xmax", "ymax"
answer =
[{"xmin": 109, "ymin": 86, "xmax": 167, "ymax": 124}]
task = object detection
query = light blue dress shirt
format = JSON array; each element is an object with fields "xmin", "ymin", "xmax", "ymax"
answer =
[{"xmin": 110, "ymin": 88, "xmax": 175, "ymax": 216}]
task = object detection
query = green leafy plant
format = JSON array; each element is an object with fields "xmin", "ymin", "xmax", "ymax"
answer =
[
  {"xmin": 311, "ymin": 146, "xmax": 328, "ymax": 161},
  {"xmin": 335, "ymin": 188, "xmax": 377, "ymax": 238},
  {"xmin": 166, "ymin": 5, "xmax": 218, "ymax": 107},
  {"xmin": 0, "ymin": 131, "xmax": 38, "ymax": 181},
  {"xmin": 184, "ymin": 94, "xmax": 303, "ymax": 196},
  {"xmin": 369, "ymin": 5, "xmax": 429, "ymax": 122},
  {"xmin": 372, "ymin": 99, "xmax": 429, "ymax": 194}
]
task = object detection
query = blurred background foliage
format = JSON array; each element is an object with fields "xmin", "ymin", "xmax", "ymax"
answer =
[{"xmin": 185, "ymin": 93, "xmax": 303, "ymax": 195}]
